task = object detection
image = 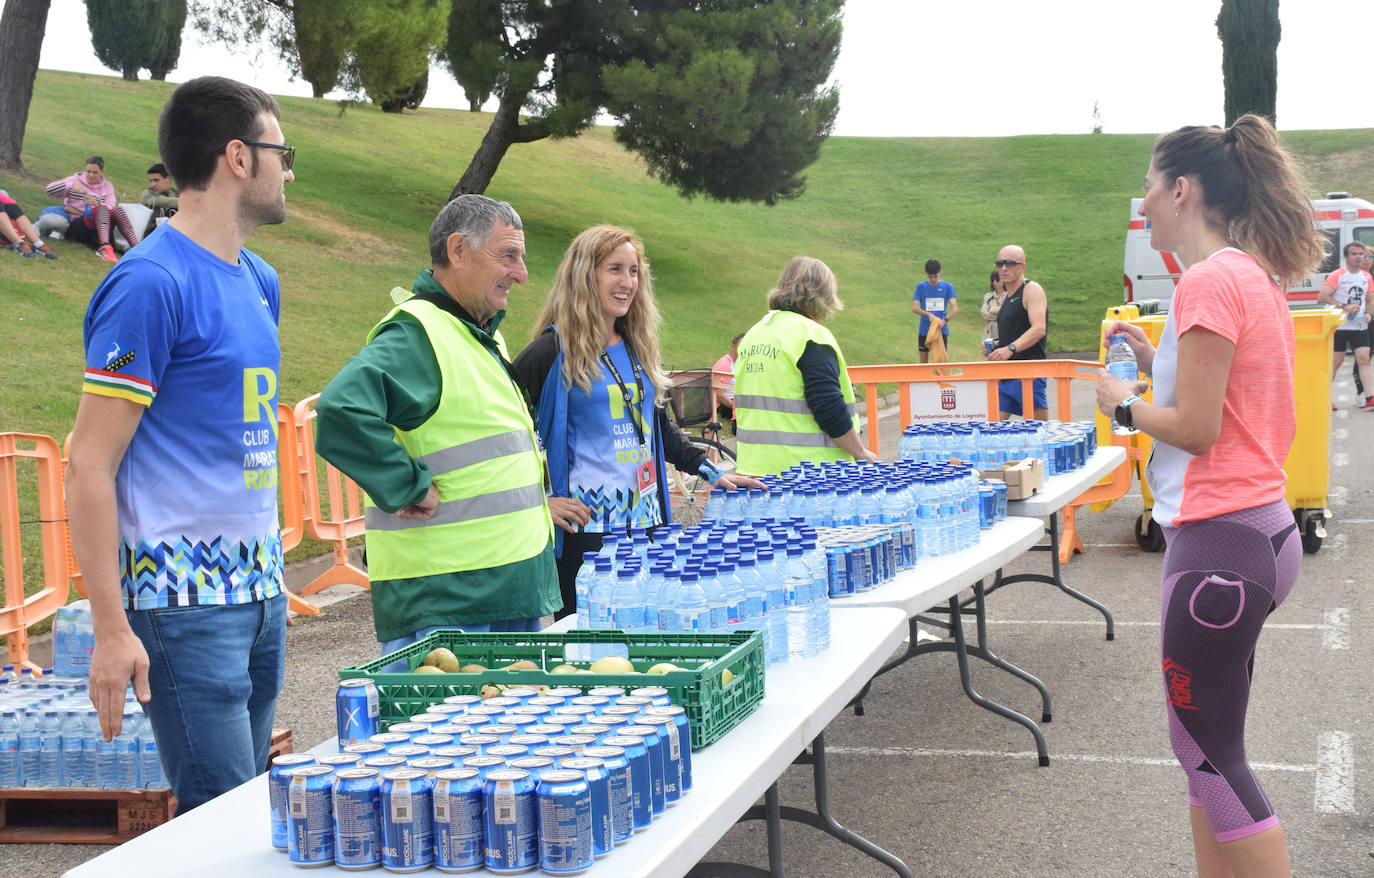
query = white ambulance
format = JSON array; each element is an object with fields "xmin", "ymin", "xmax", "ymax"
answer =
[{"xmin": 1123, "ymin": 192, "xmax": 1374, "ymax": 309}]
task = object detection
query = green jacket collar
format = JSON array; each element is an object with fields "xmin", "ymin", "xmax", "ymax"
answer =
[{"xmin": 411, "ymin": 269, "xmax": 506, "ymax": 339}]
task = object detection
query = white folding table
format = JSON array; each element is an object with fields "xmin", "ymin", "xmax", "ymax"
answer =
[{"xmin": 64, "ymin": 607, "xmax": 909, "ymax": 878}]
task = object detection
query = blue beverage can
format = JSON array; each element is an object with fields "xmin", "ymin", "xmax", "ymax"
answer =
[
  {"xmin": 286, "ymin": 764, "xmax": 336, "ymax": 867},
  {"xmin": 427, "ymin": 703, "xmax": 468, "ymax": 718},
  {"xmin": 507, "ymin": 734, "xmax": 550, "ymax": 749},
  {"xmin": 380, "ymin": 767, "xmax": 434, "ymax": 872},
  {"xmin": 637, "ymin": 715, "xmax": 683, "ymax": 805},
  {"xmin": 582, "ymin": 746, "xmax": 632, "ymax": 844},
  {"xmin": 412, "ymin": 756, "xmax": 457, "ymax": 778},
  {"xmin": 600, "ymin": 704, "xmax": 643, "ymax": 723},
  {"xmin": 269, "ymin": 753, "xmax": 318, "ymax": 851},
  {"xmin": 531, "ymin": 745, "xmax": 576, "ymax": 763},
  {"xmin": 544, "ymin": 687, "xmax": 582, "ymax": 700},
  {"xmin": 332, "ymin": 766, "xmax": 383, "ymax": 871},
  {"xmin": 618, "ymin": 726, "xmax": 666, "ymax": 815},
  {"xmin": 500, "ymin": 715, "xmax": 538, "ymax": 731},
  {"xmin": 601, "ymin": 736, "xmax": 652, "ymax": 832},
  {"xmin": 409, "ymin": 712, "xmax": 447, "ymax": 728},
  {"xmin": 461, "ymin": 754, "xmax": 507, "ymax": 780},
  {"xmin": 527, "ymin": 696, "xmax": 567, "ymax": 709},
  {"xmin": 628, "ymin": 686, "xmax": 671, "ymax": 707},
  {"xmin": 568, "ymin": 724, "xmax": 611, "ymax": 744},
  {"xmin": 343, "ymin": 741, "xmax": 387, "ymax": 758},
  {"xmin": 483, "ymin": 696, "xmax": 522, "ymax": 711},
  {"xmin": 432, "ymin": 768, "xmax": 484, "ymax": 874},
  {"xmin": 363, "ymin": 754, "xmax": 408, "ymax": 773},
  {"xmin": 413, "ymin": 733, "xmax": 456, "ymax": 749},
  {"xmin": 536, "ymin": 770, "xmax": 593, "ymax": 875},
  {"xmin": 337, "ymin": 679, "xmax": 380, "ymax": 749},
  {"xmin": 390, "ymin": 744, "xmax": 431, "ymax": 763},
  {"xmin": 459, "ymin": 733, "xmax": 501, "ymax": 754},
  {"xmin": 466, "ymin": 705, "xmax": 508, "ymax": 720},
  {"xmin": 826, "ymin": 546, "xmax": 850, "ymax": 597},
  {"xmin": 388, "ymin": 722, "xmax": 428, "ymax": 737},
  {"xmin": 569, "ymin": 695, "xmax": 610, "ymax": 713},
  {"xmin": 993, "ymin": 480, "xmax": 1007, "ymax": 519},
  {"xmin": 433, "ymin": 745, "xmax": 478, "ymax": 762},
  {"xmin": 510, "ymin": 704, "xmax": 552, "ymax": 719},
  {"xmin": 551, "ymin": 734, "xmax": 596, "ymax": 756},
  {"xmin": 442, "ymin": 694, "xmax": 483, "ymax": 710},
  {"xmin": 482, "ymin": 768, "xmax": 538, "ymax": 874},
  {"xmin": 525, "ymin": 724, "xmax": 565, "ymax": 738},
  {"xmin": 561, "ymin": 758, "xmax": 612, "ymax": 858},
  {"xmin": 319, "ymin": 752, "xmax": 362, "ymax": 770},
  {"xmin": 551, "ymin": 705, "xmax": 596, "ymax": 720},
  {"xmin": 646, "ymin": 705, "xmax": 693, "ymax": 792},
  {"xmin": 432, "ymin": 724, "xmax": 467, "ymax": 738},
  {"xmin": 449, "ymin": 715, "xmax": 491, "ymax": 731},
  {"xmin": 369, "ymin": 732, "xmax": 412, "ymax": 750},
  {"xmin": 475, "ymin": 723, "xmax": 518, "ymax": 738},
  {"xmin": 978, "ymin": 485, "xmax": 996, "ymax": 528},
  {"xmin": 500, "ymin": 687, "xmax": 540, "ymax": 704},
  {"xmin": 486, "ymin": 744, "xmax": 529, "ymax": 763},
  {"xmin": 586, "ymin": 686, "xmax": 625, "ymax": 702},
  {"xmin": 508, "ymin": 755, "xmax": 555, "ymax": 775},
  {"xmin": 614, "ymin": 696, "xmax": 654, "ymax": 712}
]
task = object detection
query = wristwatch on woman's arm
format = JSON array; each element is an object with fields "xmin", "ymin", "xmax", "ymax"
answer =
[{"xmin": 1115, "ymin": 394, "xmax": 1144, "ymax": 430}]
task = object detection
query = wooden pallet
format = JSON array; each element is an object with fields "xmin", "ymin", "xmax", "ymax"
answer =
[
  {"xmin": 0, "ymin": 727, "xmax": 293, "ymax": 844},
  {"xmin": 0, "ymin": 786, "xmax": 176, "ymax": 844}
]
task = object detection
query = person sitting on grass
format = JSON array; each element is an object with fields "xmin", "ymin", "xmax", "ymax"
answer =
[
  {"xmin": 0, "ymin": 189, "xmax": 58, "ymax": 259},
  {"xmin": 36, "ymin": 155, "xmax": 140, "ymax": 264}
]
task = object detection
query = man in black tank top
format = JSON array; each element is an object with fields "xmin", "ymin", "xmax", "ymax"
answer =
[{"xmin": 987, "ymin": 244, "xmax": 1050, "ymax": 420}]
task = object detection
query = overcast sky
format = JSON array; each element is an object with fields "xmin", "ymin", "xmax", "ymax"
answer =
[{"xmin": 38, "ymin": 0, "xmax": 1373, "ymax": 137}]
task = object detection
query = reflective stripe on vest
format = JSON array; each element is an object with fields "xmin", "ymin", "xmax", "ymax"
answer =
[
  {"xmin": 362, "ymin": 298, "xmax": 552, "ymax": 579},
  {"xmin": 735, "ymin": 395, "xmax": 862, "ymax": 417}
]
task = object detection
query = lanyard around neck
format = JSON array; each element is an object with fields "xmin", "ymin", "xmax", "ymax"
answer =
[{"xmin": 600, "ymin": 340, "xmax": 647, "ymax": 447}]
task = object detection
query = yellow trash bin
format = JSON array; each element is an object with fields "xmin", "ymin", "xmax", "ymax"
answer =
[{"xmin": 1093, "ymin": 304, "xmax": 1342, "ymax": 554}]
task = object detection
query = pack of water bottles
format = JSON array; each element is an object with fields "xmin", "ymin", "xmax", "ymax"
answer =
[
  {"xmin": 575, "ymin": 519, "xmax": 832, "ymax": 668},
  {"xmin": 0, "ymin": 665, "xmax": 167, "ymax": 790},
  {"xmin": 899, "ymin": 419, "xmax": 1098, "ymax": 477}
]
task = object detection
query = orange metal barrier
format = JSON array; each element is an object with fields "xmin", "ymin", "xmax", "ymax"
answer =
[
  {"xmin": 846, "ymin": 359, "xmax": 1133, "ymax": 563},
  {"xmin": 1, "ymin": 434, "xmax": 73, "ymax": 671},
  {"xmin": 292, "ymin": 394, "xmax": 369, "ymax": 596},
  {"xmin": 277, "ymin": 404, "xmax": 319, "ymax": 617}
]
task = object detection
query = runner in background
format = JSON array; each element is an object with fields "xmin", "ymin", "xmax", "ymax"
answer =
[
  {"xmin": 1319, "ymin": 241, "xmax": 1372, "ymax": 410},
  {"xmin": 911, "ymin": 258, "xmax": 957, "ymax": 363}
]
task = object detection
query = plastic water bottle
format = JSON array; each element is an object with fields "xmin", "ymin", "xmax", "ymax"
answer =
[
  {"xmin": 610, "ymin": 565, "xmax": 647, "ymax": 633},
  {"xmin": 17, "ymin": 710, "xmax": 42, "ymax": 787},
  {"xmin": 735, "ymin": 554, "xmax": 765, "ymax": 640},
  {"xmin": 574, "ymin": 553, "xmax": 599, "ymax": 630},
  {"xmin": 697, "ymin": 564, "xmax": 727, "ymax": 633},
  {"xmin": 60, "ymin": 708, "xmax": 86, "ymax": 787},
  {"xmin": 115, "ymin": 710, "xmax": 139, "ymax": 788},
  {"xmin": 1105, "ymin": 332, "xmax": 1139, "ymax": 435},
  {"xmin": 718, "ymin": 558, "xmax": 744, "ymax": 632},
  {"xmin": 757, "ymin": 548, "xmax": 788, "ymax": 666},
  {"xmin": 37, "ymin": 709, "xmax": 63, "ymax": 786},
  {"xmin": 674, "ymin": 571, "xmax": 709, "ymax": 633},
  {"xmin": 132, "ymin": 713, "xmax": 166, "ymax": 789},
  {"xmin": 0, "ymin": 709, "xmax": 20, "ymax": 786},
  {"xmin": 94, "ymin": 720, "xmax": 119, "ymax": 789},
  {"xmin": 53, "ymin": 600, "xmax": 95, "ymax": 678},
  {"xmin": 783, "ymin": 546, "xmax": 814, "ymax": 660},
  {"xmin": 82, "ymin": 709, "xmax": 101, "ymax": 787}
]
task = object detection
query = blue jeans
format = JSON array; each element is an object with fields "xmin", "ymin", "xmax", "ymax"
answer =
[
  {"xmin": 379, "ymin": 617, "xmax": 545, "ymax": 672},
  {"xmin": 127, "ymin": 592, "xmax": 287, "ymax": 813}
]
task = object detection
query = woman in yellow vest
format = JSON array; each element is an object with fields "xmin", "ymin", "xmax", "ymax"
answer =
[
  {"xmin": 734, "ymin": 256, "xmax": 880, "ymax": 476},
  {"xmin": 512, "ymin": 226, "xmax": 763, "ymax": 617}
]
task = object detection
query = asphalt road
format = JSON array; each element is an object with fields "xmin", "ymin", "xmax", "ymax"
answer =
[{"xmin": 7, "ymin": 381, "xmax": 1371, "ymax": 878}]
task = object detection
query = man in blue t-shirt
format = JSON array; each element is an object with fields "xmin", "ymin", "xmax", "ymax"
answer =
[
  {"xmin": 65, "ymin": 77, "xmax": 296, "ymax": 813},
  {"xmin": 912, "ymin": 258, "xmax": 958, "ymax": 363}
]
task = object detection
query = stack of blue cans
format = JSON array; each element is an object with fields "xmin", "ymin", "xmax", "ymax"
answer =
[{"xmin": 294, "ymin": 682, "xmax": 695, "ymax": 870}]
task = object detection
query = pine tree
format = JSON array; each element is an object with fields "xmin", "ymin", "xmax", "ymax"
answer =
[{"xmin": 1216, "ymin": 0, "xmax": 1281, "ymax": 125}]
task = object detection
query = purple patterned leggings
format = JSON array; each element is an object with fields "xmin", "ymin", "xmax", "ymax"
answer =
[{"xmin": 1159, "ymin": 498, "xmax": 1300, "ymax": 842}]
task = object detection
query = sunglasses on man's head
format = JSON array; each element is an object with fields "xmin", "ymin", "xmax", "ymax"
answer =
[{"xmin": 995, "ymin": 259, "xmax": 1023, "ymax": 268}]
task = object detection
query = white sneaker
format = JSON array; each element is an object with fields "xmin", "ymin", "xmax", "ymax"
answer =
[{"xmin": 47, "ymin": 230, "xmax": 63, "ymax": 241}]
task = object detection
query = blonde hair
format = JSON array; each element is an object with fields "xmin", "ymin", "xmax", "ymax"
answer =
[
  {"xmin": 766, "ymin": 256, "xmax": 842, "ymax": 321},
  {"xmin": 1151, "ymin": 114, "xmax": 1325, "ymax": 288},
  {"xmin": 532, "ymin": 225, "xmax": 669, "ymax": 396}
]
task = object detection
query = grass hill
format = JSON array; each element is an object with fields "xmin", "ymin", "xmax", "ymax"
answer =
[{"xmin": 4, "ymin": 69, "xmax": 1373, "ymax": 447}]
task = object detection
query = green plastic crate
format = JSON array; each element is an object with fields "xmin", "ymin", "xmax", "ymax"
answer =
[{"xmin": 338, "ymin": 629, "xmax": 765, "ymax": 749}]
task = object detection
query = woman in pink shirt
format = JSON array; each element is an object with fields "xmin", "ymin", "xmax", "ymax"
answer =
[
  {"xmin": 1096, "ymin": 115, "xmax": 1324, "ymax": 878},
  {"xmin": 38, "ymin": 155, "xmax": 139, "ymax": 264}
]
